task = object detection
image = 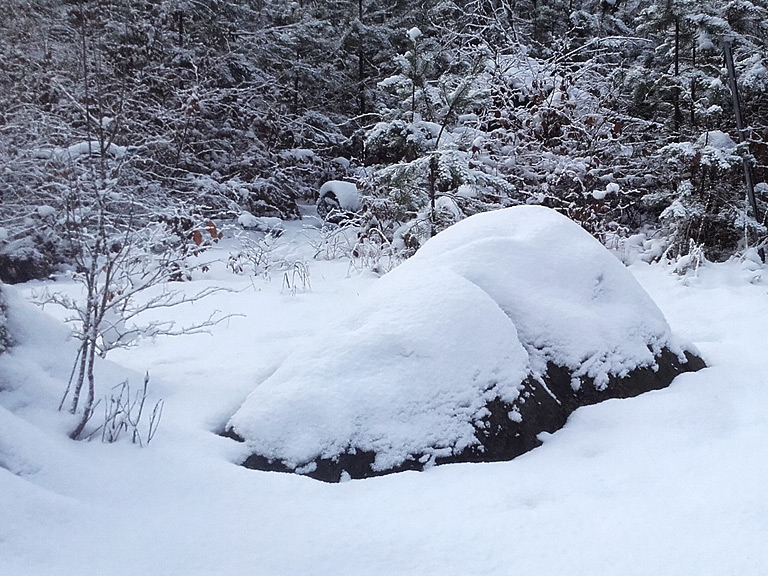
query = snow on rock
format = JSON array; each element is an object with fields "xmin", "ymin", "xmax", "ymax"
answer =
[
  {"xmin": 230, "ymin": 266, "xmax": 529, "ymax": 474},
  {"xmin": 412, "ymin": 206, "xmax": 683, "ymax": 386},
  {"xmin": 226, "ymin": 206, "xmax": 704, "ymax": 481},
  {"xmin": 318, "ymin": 181, "xmax": 361, "ymax": 211},
  {"xmin": 316, "ymin": 180, "xmax": 362, "ymax": 221}
]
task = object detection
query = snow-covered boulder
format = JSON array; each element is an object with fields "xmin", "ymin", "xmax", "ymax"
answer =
[
  {"xmin": 316, "ymin": 180, "xmax": 362, "ymax": 221},
  {"xmin": 226, "ymin": 206, "xmax": 704, "ymax": 481}
]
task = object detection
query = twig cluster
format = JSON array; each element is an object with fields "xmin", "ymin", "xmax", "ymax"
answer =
[{"xmin": 86, "ymin": 373, "xmax": 163, "ymax": 446}]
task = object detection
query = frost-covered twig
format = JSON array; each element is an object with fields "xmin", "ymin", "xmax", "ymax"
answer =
[{"xmin": 88, "ymin": 373, "xmax": 163, "ymax": 446}]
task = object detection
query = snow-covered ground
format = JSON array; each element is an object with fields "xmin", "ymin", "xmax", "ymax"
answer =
[{"xmin": 2, "ymin": 212, "xmax": 768, "ymax": 575}]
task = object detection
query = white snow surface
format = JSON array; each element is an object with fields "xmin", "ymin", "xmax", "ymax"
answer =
[
  {"xmin": 229, "ymin": 206, "xmax": 686, "ymax": 470},
  {"xmin": 2, "ymin": 205, "xmax": 768, "ymax": 575},
  {"xmin": 237, "ymin": 212, "xmax": 284, "ymax": 232}
]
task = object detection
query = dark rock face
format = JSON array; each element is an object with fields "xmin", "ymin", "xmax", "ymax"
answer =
[
  {"xmin": 0, "ymin": 285, "xmax": 9, "ymax": 354},
  {"xmin": 229, "ymin": 348, "xmax": 705, "ymax": 482},
  {"xmin": 0, "ymin": 250, "xmax": 54, "ymax": 284},
  {"xmin": 448, "ymin": 349, "xmax": 705, "ymax": 467}
]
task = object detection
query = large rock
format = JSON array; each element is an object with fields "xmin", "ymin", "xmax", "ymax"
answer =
[{"xmin": 225, "ymin": 206, "xmax": 705, "ymax": 481}]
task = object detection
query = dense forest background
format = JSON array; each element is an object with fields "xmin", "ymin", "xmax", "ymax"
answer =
[{"xmin": 1, "ymin": 0, "xmax": 767, "ymax": 283}]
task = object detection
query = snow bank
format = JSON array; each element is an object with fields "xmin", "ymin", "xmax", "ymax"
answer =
[
  {"xmin": 0, "ymin": 284, "xmax": 81, "ymax": 475},
  {"xmin": 227, "ymin": 206, "xmax": 700, "ymax": 479}
]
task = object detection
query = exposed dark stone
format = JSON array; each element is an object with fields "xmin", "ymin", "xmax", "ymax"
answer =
[
  {"xmin": 241, "ymin": 449, "xmax": 425, "ymax": 482},
  {"xmin": 230, "ymin": 348, "xmax": 705, "ymax": 482},
  {"xmin": 219, "ymin": 427, "xmax": 245, "ymax": 442},
  {"xmin": 442, "ymin": 349, "xmax": 706, "ymax": 467},
  {"xmin": 0, "ymin": 251, "xmax": 54, "ymax": 284},
  {"xmin": 0, "ymin": 285, "xmax": 9, "ymax": 354}
]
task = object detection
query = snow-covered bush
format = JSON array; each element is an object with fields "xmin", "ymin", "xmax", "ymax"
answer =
[
  {"xmin": 645, "ymin": 130, "xmax": 767, "ymax": 259},
  {"xmin": 188, "ymin": 175, "xmax": 300, "ymax": 221},
  {"xmin": 46, "ymin": 180, "xmax": 228, "ymax": 440},
  {"xmin": 365, "ymin": 120, "xmax": 440, "ymax": 165},
  {"xmin": 672, "ymin": 239, "xmax": 708, "ymax": 276}
]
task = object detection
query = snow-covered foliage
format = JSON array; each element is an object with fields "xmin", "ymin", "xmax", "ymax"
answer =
[
  {"xmin": 2, "ymin": 0, "xmax": 767, "ymax": 274},
  {"xmin": 32, "ymin": 141, "xmax": 128, "ymax": 162},
  {"xmin": 645, "ymin": 128, "xmax": 766, "ymax": 259},
  {"xmin": 227, "ymin": 207, "xmax": 694, "ymax": 475},
  {"xmin": 237, "ymin": 213, "xmax": 284, "ymax": 235}
]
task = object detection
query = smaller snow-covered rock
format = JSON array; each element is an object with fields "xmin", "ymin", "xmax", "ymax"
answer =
[
  {"xmin": 407, "ymin": 26, "xmax": 422, "ymax": 42},
  {"xmin": 316, "ymin": 181, "xmax": 362, "ymax": 221}
]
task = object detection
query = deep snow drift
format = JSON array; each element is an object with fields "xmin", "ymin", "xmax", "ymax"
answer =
[
  {"xmin": 1, "ymin": 210, "xmax": 767, "ymax": 576},
  {"xmin": 226, "ymin": 206, "xmax": 702, "ymax": 480}
]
